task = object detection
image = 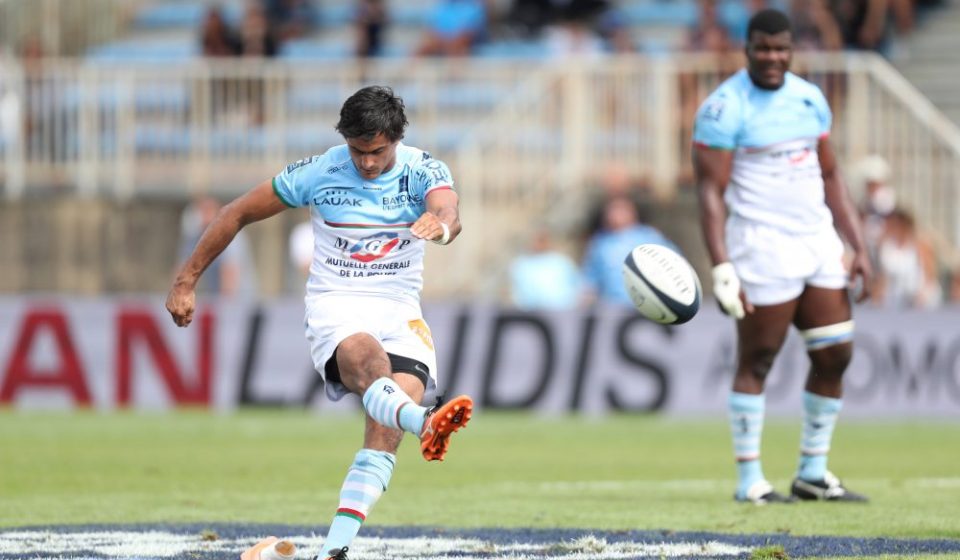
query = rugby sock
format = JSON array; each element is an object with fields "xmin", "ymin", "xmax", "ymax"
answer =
[
  {"xmin": 323, "ymin": 449, "xmax": 396, "ymax": 554},
  {"xmin": 729, "ymin": 391, "xmax": 766, "ymax": 498},
  {"xmin": 797, "ymin": 391, "xmax": 843, "ymax": 481},
  {"xmin": 361, "ymin": 377, "xmax": 427, "ymax": 434}
]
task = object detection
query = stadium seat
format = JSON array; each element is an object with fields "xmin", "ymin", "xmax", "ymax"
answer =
[
  {"xmin": 86, "ymin": 39, "xmax": 199, "ymax": 63},
  {"xmin": 132, "ymin": 1, "xmax": 244, "ymax": 29},
  {"xmin": 473, "ymin": 40, "xmax": 549, "ymax": 59},
  {"xmin": 620, "ymin": 1, "xmax": 699, "ymax": 27}
]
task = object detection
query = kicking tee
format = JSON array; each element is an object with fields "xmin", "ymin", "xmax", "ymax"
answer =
[
  {"xmin": 693, "ymin": 69, "xmax": 833, "ymax": 234},
  {"xmin": 273, "ymin": 143, "xmax": 454, "ymax": 303}
]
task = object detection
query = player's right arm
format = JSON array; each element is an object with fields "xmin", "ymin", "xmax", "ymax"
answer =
[
  {"xmin": 692, "ymin": 89, "xmax": 751, "ymax": 318},
  {"xmin": 166, "ymin": 179, "xmax": 289, "ymax": 327},
  {"xmin": 694, "ymin": 146, "xmax": 751, "ymax": 319}
]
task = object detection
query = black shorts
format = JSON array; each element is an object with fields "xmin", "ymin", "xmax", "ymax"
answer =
[{"xmin": 324, "ymin": 351, "xmax": 430, "ymax": 389}]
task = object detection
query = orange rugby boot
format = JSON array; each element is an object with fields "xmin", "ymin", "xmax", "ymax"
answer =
[{"xmin": 419, "ymin": 394, "xmax": 473, "ymax": 461}]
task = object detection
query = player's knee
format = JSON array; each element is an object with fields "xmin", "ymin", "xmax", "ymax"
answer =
[
  {"xmin": 811, "ymin": 341, "xmax": 853, "ymax": 376},
  {"xmin": 744, "ymin": 347, "xmax": 779, "ymax": 380}
]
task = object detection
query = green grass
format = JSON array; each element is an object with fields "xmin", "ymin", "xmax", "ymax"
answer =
[{"xmin": 1, "ymin": 409, "xmax": 958, "ymax": 548}]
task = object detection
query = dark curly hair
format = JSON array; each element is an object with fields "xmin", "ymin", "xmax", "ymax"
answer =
[
  {"xmin": 746, "ymin": 9, "xmax": 791, "ymax": 41},
  {"xmin": 335, "ymin": 86, "xmax": 408, "ymax": 141}
]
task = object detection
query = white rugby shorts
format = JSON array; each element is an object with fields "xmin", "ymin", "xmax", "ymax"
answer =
[
  {"xmin": 304, "ymin": 293, "xmax": 439, "ymax": 402},
  {"xmin": 726, "ymin": 218, "xmax": 848, "ymax": 306}
]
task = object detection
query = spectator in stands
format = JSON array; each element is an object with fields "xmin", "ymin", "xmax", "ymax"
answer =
[
  {"xmin": 178, "ymin": 196, "xmax": 259, "ymax": 300},
  {"xmin": 685, "ymin": 0, "xmax": 735, "ymax": 52},
  {"xmin": 509, "ymin": 228, "xmax": 582, "ymax": 310},
  {"xmin": 237, "ymin": 4, "xmax": 279, "ymax": 125},
  {"xmin": 543, "ymin": 0, "xmax": 633, "ymax": 57},
  {"xmin": 544, "ymin": 2, "xmax": 607, "ymax": 59},
  {"xmin": 828, "ymin": 0, "xmax": 891, "ymax": 52},
  {"xmin": 506, "ymin": 0, "xmax": 554, "ymax": 38},
  {"xmin": 790, "ymin": 0, "xmax": 844, "ymax": 50},
  {"xmin": 17, "ymin": 34, "xmax": 48, "ymax": 161},
  {"xmin": 873, "ymin": 207, "xmax": 942, "ymax": 308},
  {"xmin": 263, "ymin": 0, "xmax": 316, "ymax": 42},
  {"xmin": 415, "ymin": 0, "xmax": 491, "ymax": 57},
  {"xmin": 200, "ymin": 6, "xmax": 241, "ymax": 56},
  {"xmin": 240, "ymin": 3, "xmax": 279, "ymax": 57},
  {"xmin": 853, "ymin": 154, "xmax": 895, "ymax": 270},
  {"xmin": 582, "ymin": 163, "xmax": 653, "ymax": 241},
  {"xmin": 581, "ymin": 194, "xmax": 679, "ymax": 306},
  {"xmin": 355, "ymin": 0, "xmax": 388, "ymax": 57}
]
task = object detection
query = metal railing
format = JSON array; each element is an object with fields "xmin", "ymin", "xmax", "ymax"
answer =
[
  {"xmin": 1, "ymin": 52, "xmax": 958, "ymax": 296},
  {"xmin": 0, "ymin": 0, "xmax": 139, "ymax": 57}
]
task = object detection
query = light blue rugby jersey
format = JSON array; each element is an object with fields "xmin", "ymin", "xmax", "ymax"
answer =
[
  {"xmin": 693, "ymin": 69, "xmax": 834, "ymax": 234},
  {"xmin": 273, "ymin": 143, "xmax": 455, "ymax": 302}
]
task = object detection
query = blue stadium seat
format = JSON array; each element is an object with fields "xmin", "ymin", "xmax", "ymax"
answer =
[
  {"xmin": 390, "ymin": 5, "xmax": 434, "ymax": 26},
  {"xmin": 86, "ymin": 39, "xmax": 199, "ymax": 63},
  {"xmin": 279, "ymin": 39, "xmax": 353, "ymax": 60},
  {"xmin": 473, "ymin": 40, "xmax": 549, "ymax": 59},
  {"xmin": 620, "ymin": 1, "xmax": 699, "ymax": 27},
  {"xmin": 132, "ymin": 1, "xmax": 243, "ymax": 29},
  {"xmin": 132, "ymin": 2, "xmax": 207, "ymax": 28}
]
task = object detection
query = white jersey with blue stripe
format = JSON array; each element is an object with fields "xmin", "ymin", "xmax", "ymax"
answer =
[
  {"xmin": 693, "ymin": 69, "xmax": 834, "ymax": 234},
  {"xmin": 273, "ymin": 143, "xmax": 454, "ymax": 303}
]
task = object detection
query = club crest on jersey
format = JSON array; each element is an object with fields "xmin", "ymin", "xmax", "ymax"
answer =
[{"xmin": 350, "ymin": 232, "xmax": 401, "ymax": 263}]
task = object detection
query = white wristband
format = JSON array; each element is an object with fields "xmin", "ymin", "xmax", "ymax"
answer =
[{"xmin": 431, "ymin": 222, "xmax": 451, "ymax": 245}]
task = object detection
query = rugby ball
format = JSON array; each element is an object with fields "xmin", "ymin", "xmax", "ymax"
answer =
[{"xmin": 622, "ymin": 244, "xmax": 702, "ymax": 324}]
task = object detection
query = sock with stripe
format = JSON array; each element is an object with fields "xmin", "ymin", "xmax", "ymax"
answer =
[
  {"xmin": 322, "ymin": 449, "xmax": 396, "ymax": 555},
  {"xmin": 797, "ymin": 390, "xmax": 843, "ymax": 481},
  {"xmin": 361, "ymin": 377, "xmax": 428, "ymax": 434},
  {"xmin": 729, "ymin": 391, "xmax": 767, "ymax": 499}
]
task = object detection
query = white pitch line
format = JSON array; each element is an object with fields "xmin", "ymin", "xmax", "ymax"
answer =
[{"xmin": 0, "ymin": 531, "xmax": 752, "ymax": 559}]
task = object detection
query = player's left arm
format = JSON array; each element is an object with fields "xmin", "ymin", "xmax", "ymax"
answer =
[
  {"xmin": 411, "ymin": 188, "xmax": 461, "ymax": 245},
  {"xmin": 819, "ymin": 137, "xmax": 873, "ymax": 301}
]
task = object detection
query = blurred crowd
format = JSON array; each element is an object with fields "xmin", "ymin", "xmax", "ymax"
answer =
[{"xmin": 194, "ymin": 0, "xmax": 948, "ymax": 60}]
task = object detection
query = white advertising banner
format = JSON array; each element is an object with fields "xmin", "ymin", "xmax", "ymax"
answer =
[{"xmin": 0, "ymin": 297, "xmax": 958, "ymax": 417}]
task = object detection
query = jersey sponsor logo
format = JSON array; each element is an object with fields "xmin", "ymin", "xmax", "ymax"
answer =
[
  {"xmin": 349, "ymin": 232, "xmax": 402, "ymax": 263},
  {"xmin": 362, "ymin": 182, "xmax": 383, "ymax": 191},
  {"xmin": 326, "ymin": 162, "xmax": 350, "ymax": 174},
  {"xmin": 313, "ymin": 186, "xmax": 362, "ymax": 207},
  {"xmin": 382, "ymin": 192, "xmax": 423, "ymax": 211},
  {"xmin": 286, "ymin": 156, "xmax": 318, "ymax": 173}
]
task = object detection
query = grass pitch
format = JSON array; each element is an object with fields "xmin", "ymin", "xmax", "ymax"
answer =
[{"xmin": 1, "ymin": 409, "xmax": 958, "ymax": 557}]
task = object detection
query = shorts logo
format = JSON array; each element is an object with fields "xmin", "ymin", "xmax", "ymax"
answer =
[
  {"xmin": 407, "ymin": 319, "xmax": 434, "ymax": 350},
  {"xmin": 350, "ymin": 232, "xmax": 401, "ymax": 263}
]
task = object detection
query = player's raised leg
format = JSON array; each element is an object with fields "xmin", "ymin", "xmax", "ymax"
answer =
[
  {"xmin": 790, "ymin": 286, "xmax": 868, "ymax": 502},
  {"xmin": 345, "ymin": 336, "xmax": 472, "ymax": 461},
  {"xmin": 730, "ymin": 300, "xmax": 798, "ymax": 504}
]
